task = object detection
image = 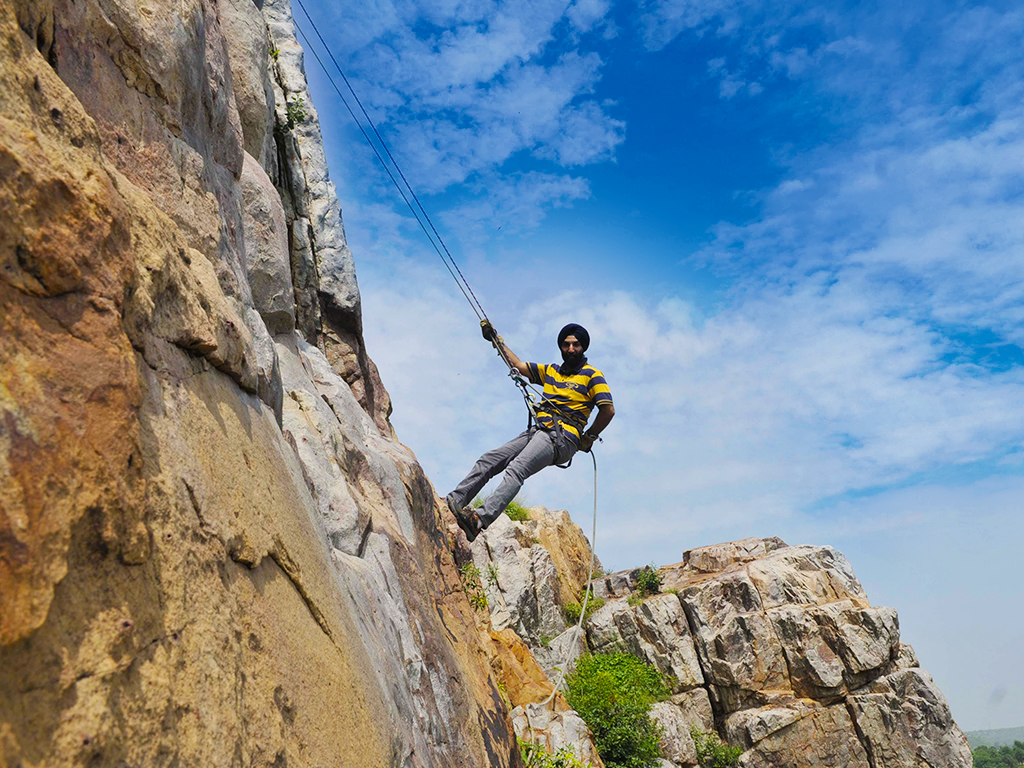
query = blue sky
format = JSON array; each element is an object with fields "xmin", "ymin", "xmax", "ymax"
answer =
[{"xmin": 295, "ymin": 0, "xmax": 1023, "ymax": 731}]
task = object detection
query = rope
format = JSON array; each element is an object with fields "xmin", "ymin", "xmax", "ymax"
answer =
[
  {"xmin": 290, "ymin": 3, "xmax": 559, "ymax": 405},
  {"xmin": 289, "ymin": 4, "xmax": 487, "ymax": 322},
  {"xmin": 289, "ymin": 7, "xmax": 606, "ymax": 744},
  {"xmin": 541, "ymin": 449, "xmax": 598, "ymax": 706},
  {"xmin": 292, "ymin": 0, "xmax": 491, "ymax": 322}
]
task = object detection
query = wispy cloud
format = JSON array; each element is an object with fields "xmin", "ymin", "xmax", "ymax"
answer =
[
  {"xmin": 443, "ymin": 171, "xmax": 591, "ymax": 239},
  {"xmin": 315, "ymin": 0, "xmax": 623, "ymax": 230}
]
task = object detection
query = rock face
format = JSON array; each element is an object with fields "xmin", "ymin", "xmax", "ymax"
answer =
[
  {"xmin": 0, "ymin": 2, "xmax": 972, "ymax": 767},
  {"xmin": 0, "ymin": 2, "xmax": 513, "ymax": 766}
]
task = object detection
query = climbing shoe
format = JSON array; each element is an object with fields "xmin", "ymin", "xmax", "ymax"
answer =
[{"xmin": 447, "ymin": 495, "xmax": 482, "ymax": 543}]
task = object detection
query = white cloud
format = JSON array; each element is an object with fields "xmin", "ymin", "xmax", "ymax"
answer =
[
  {"xmin": 318, "ymin": 0, "xmax": 622, "ymax": 211},
  {"xmin": 637, "ymin": 0, "xmax": 748, "ymax": 51},
  {"xmin": 567, "ymin": 0, "xmax": 613, "ymax": 34},
  {"xmin": 443, "ymin": 171, "xmax": 591, "ymax": 238}
]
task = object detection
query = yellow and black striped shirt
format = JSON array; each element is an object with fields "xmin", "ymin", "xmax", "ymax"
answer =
[{"xmin": 525, "ymin": 362, "xmax": 613, "ymax": 445}]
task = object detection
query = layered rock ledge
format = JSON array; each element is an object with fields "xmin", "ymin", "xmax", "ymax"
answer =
[{"xmin": 464, "ymin": 525, "xmax": 973, "ymax": 768}]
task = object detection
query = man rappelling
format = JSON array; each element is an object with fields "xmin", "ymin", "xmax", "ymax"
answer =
[{"xmin": 446, "ymin": 322, "xmax": 615, "ymax": 542}]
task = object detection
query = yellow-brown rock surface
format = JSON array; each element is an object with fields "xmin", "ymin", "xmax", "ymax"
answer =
[{"xmin": 0, "ymin": 3, "xmax": 522, "ymax": 766}]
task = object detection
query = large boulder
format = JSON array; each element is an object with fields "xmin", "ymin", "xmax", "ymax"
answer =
[
  {"xmin": 768, "ymin": 600, "xmax": 899, "ymax": 699},
  {"xmin": 679, "ymin": 570, "xmax": 789, "ymax": 711},
  {"xmin": 731, "ymin": 702, "xmax": 871, "ymax": 768},
  {"xmin": 847, "ymin": 668, "xmax": 972, "ymax": 768}
]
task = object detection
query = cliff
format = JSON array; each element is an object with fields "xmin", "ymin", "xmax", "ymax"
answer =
[
  {"xmin": 1, "ymin": 1, "xmax": 512, "ymax": 765},
  {"xmin": 0, "ymin": 2, "xmax": 971, "ymax": 767}
]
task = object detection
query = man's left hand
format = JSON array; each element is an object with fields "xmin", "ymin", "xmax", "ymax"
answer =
[{"xmin": 579, "ymin": 434, "xmax": 596, "ymax": 453}]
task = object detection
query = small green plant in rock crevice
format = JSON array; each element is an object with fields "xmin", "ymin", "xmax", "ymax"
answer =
[
  {"xmin": 459, "ymin": 562, "xmax": 489, "ymax": 613},
  {"xmin": 485, "ymin": 563, "xmax": 499, "ymax": 587},
  {"xmin": 519, "ymin": 740, "xmax": 591, "ymax": 768},
  {"xmin": 565, "ymin": 653, "xmax": 669, "ymax": 768},
  {"xmin": 285, "ymin": 96, "xmax": 307, "ymax": 128},
  {"xmin": 563, "ymin": 597, "xmax": 605, "ymax": 625},
  {"xmin": 634, "ymin": 565, "xmax": 661, "ymax": 597},
  {"xmin": 691, "ymin": 727, "xmax": 743, "ymax": 768},
  {"xmin": 504, "ymin": 497, "xmax": 530, "ymax": 521}
]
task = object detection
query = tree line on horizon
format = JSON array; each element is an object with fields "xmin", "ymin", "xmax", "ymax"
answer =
[{"xmin": 973, "ymin": 740, "xmax": 1024, "ymax": 768}]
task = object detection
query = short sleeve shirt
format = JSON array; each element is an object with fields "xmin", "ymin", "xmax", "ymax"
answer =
[{"xmin": 525, "ymin": 361, "xmax": 613, "ymax": 445}]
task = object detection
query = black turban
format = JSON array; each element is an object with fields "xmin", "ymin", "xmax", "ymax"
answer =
[{"xmin": 557, "ymin": 323, "xmax": 590, "ymax": 351}]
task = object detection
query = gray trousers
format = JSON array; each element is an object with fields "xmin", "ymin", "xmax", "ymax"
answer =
[{"xmin": 450, "ymin": 427, "xmax": 577, "ymax": 529}]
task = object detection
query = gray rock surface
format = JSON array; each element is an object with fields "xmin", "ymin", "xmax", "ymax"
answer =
[
  {"xmin": 589, "ymin": 567, "xmax": 642, "ymax": 599},
  {"xmin": 650, "ymin": 701, "xmax": 699, "ymax": 766},
  {"xmin": 289, "ymin": 217, "xmax": 321, "ymax": 340},
  {"xmin": 221, "ymin": 0, "xmax": 278, "ymax": 173},
  {"xmin": 586, "ymin": 593, "xmax": 704, "ymax": 691},
  {"xmin": 733, "ymin": 702, "xmax": 871, "ymax": 768},
  {"xmin": 263, "ymin": 0, "xmax": 360, "ymax": 332},
  {"xmin": 848, "ymin": 668, "xmax": 972, "ymax": 768},
  {"xmin": 473, "ymin": 514, "xmax": 567, "ymax": 644},
  {"xmin": 511, "ymin": 703, "xmax": 604, "ymax": 767},
  {"xmin": 244, "ymin": 306, "xmax": 285, "ymax": 422},
  {"xmin": 531, "ymin": 625, "xmax": 587, "ymax": 681},
  {"xmin": 241, "ymin": 152, "xmax": 296, "ymax": 334},
  {"xmin": 681, "ymin": 570, "xmax": 790, "ymax": 711}
]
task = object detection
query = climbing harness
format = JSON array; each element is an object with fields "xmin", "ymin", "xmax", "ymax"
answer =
[{"xmin": 293, "ymin": 1, "xmax": 603, "ymax": 712}]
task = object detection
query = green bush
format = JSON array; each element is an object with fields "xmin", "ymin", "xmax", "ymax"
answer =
[
  {"xmin": 565, "ymin": 653, "xmax": 669, "ymax": 768},
  {"xmin": 520, "ymin": 740, "xmax": 591, "ymax": 768},
  {"xmin": 459, "ymin": 563, "xmax": 488, "ymax": 612},
  {"xmin": 691, "ymin": 727, "xmax": 743, "ymax": 768},
  {"xmin": 634, "ymin": 566, "xmax": 661, "ymax": 597},
  {"xmin": 563, "ymin": 597, "xmax": 605, "ymax": 625}
]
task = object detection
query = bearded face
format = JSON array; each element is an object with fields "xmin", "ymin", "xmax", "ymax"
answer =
[{"xmin": 560, "ymin": 335, "xmax": 585, "ymax": 370}]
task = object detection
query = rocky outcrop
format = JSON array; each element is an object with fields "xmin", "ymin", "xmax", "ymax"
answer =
[
  {"xmin": 261, "ymin": 0, "xmax": 392, "ymax": 437},
  {"xmin": 467, "ymin": 520, "xmax": 972, "ymax": 768}
]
